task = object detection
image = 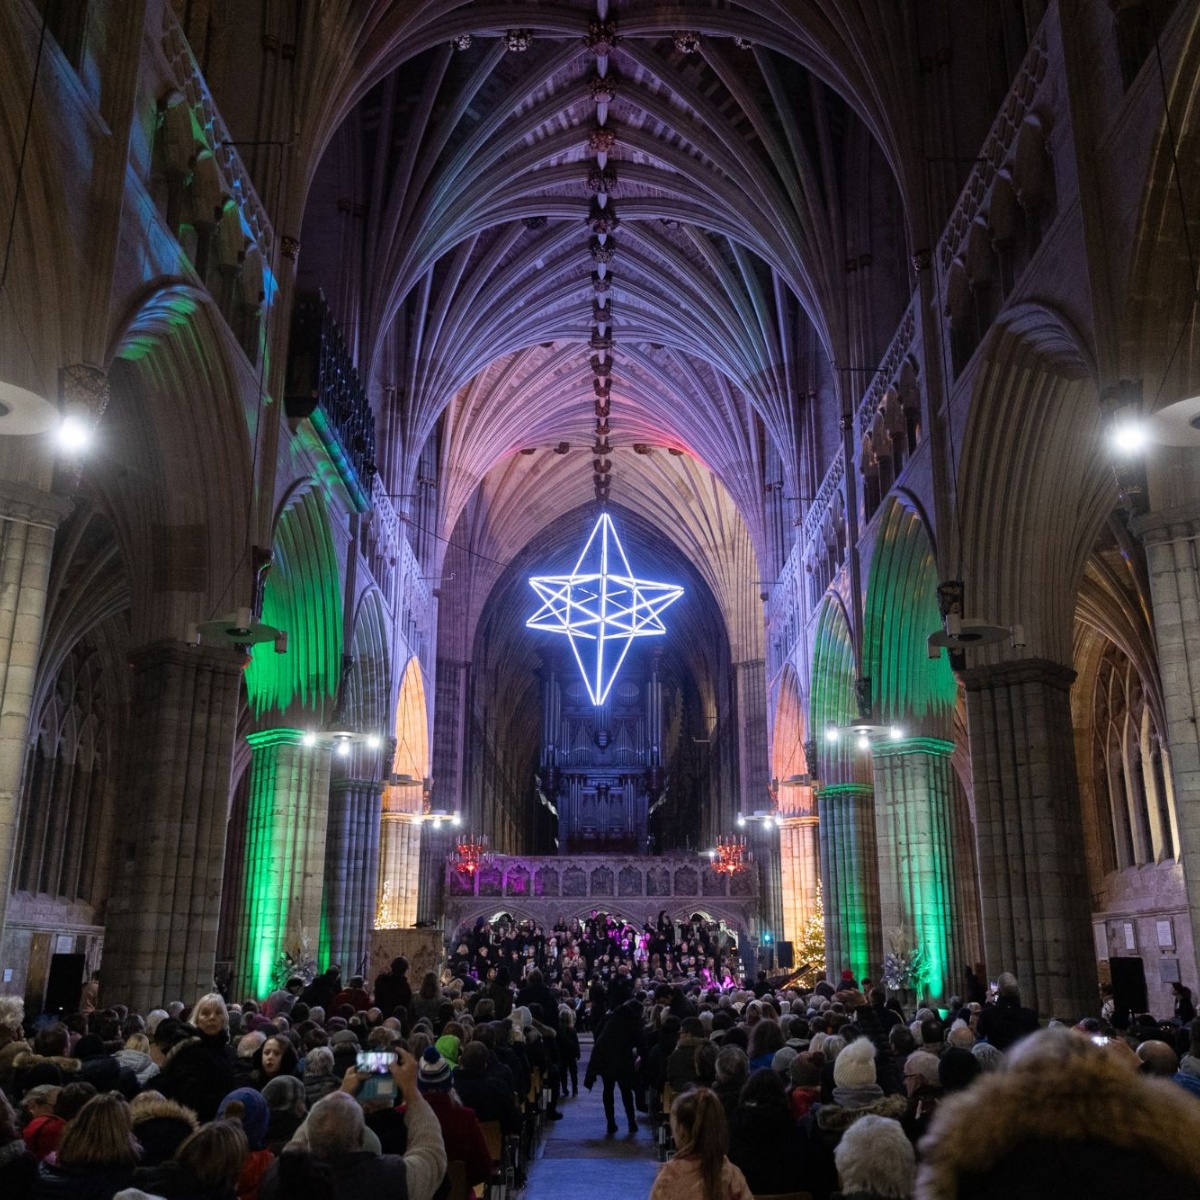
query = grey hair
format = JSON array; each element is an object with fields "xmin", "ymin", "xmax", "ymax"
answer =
[
  {"xmin": 972, "ymin": 1041, "xmax": 1004, "ymax": 1072},
  {"xmin": 0, "ymin": 996, "xmax": 23, "ymax": 1036},
  {"xmin": 996, "ymin": 972, "xmax": 1020, "ymax": 999},
  {"xmin": 715, "ymin": 1044, "xmax": 748, "ymax": 1084},
  {"xmin": 237, "ymin": 1031, "xmax": 266, "ymax": 1057},
  {"xmin": 905, "ymin": 1050, "xmax": 941, "ymax": 1087},
  {"xmin": 822, "ymin": 1034, "xmax": 846, "ymax": 1064},
  {"xmin": 305, "ymin": 1046, "xmax": 334, "ymax": 1075},
  {"xmin": 834, "ymin": 1114, "xmax": 915, "ymax": 1198},
  {"xmin": 305, "ymin": 1091, "xmax": 364, "ymax": 1157}
]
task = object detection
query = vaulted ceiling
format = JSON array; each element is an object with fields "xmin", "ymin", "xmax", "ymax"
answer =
[{"xmin": 291, "ymin": 1, "xmax": 993, "ymax": 659}]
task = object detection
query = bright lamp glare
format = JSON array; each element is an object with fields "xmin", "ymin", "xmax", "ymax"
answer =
[
  {"xmin": 366, "ymin": 734, "xmax": 382, "ymax": 750},
  {"xmin": 57, "ymin": 415, "xmax": 91, "ymax": 453},
  {"xmin": 301, "ymin": 731, "xmax": 317, "ymax": 748},
  {"xmin": 825, "ymin": 725, "xmax": 840, "ymax": 743},
  {"xmin": 451, "ymin": 813, "xmax": 462, "ymax": 826},
  {"xmin": 1110, "ymin": 420, "xmax": 1148, "ymax": 454},
  {"xmin": 336, "ymin": 738, "xmax": 352, "ymax": 758},
  {"xmin": 856, "ymin": 732, "xmax": 871, "ymax": 751},
  {"xmin": 890, "ymin": 726, "xmax": 904, "ymax": 741},
  {"xmin": 736, "ymin": 814, "xmax": 747, "ymax": 828}
]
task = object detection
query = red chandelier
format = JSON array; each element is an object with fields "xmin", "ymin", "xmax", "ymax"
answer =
[
  {"xmin": 711, "ymin": 834, "xmax": 751, "ymax": 876},
  {"xmin": 454, "ymin": 832, "xmax": 491, "ymax": 875}
]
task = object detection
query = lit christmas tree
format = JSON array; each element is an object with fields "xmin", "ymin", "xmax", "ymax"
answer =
[{"xmin": 795, "ymin": 879, "xmax": 826, "ymax": 978}]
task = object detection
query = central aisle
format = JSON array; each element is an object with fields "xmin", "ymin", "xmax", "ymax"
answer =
[{"xmin": 522, "ymin": 1035, "xmax": 661, "ymax": 1200}]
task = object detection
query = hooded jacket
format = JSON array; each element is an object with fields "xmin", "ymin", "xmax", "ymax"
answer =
[{"xmin": 916, "ymin": 1030, "xmax": 1200, "ymax": 1200}]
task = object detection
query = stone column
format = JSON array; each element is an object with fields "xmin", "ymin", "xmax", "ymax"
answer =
[
  {"xmin": 322, "ymin": 774, "xmax": 383, "ymax": 977},
  {"xmin": 376, "ymin": 812, "xmax": 422, "ymax": 929},
  {"xmin": 103, "ymin": 642, "xmax": 244, "ymax": 1012},
  {"xmin": 0, "ymin": 481, "xmax": 71, "ymax": 957},
  {"xmin": 817, "ymin": 783, "xmax": 882, "ymax": 982},
  {"xmin": 1133, "ymin": 507, "xmax": 1200, "ymax": 978},
  {"xmin": 962, "ymin": 659, "xmax": 1095, "ymax": 1017},
  {"xmin": 416, "ymin": 816, "xmax": 451, "ymax": 928},
  {"xmin": 235, "ymin": 730, "xmax": 332, "ymax": 999},
  {"xmin": 736, "ymin": 658, "xmax": 770, "ymax": 818},
  {"xmin": 779, "ymin": 802, "xmax": 820, "ymax": 946},
  {"xmin": 871, "ymin": 738, "xmax": 964, "ymax": 1003}
]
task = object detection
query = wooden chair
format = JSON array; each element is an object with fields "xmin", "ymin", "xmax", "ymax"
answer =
[{"xmin": 656, "ymin": 1084, "xmax": 677, "ymax": 1161}]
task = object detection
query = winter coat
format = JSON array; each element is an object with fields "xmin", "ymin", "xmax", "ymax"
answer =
[
  {"xmin": 128, "ymin": 1097, "xmax": 200, "ymax": 1166},
  {"xmin": 800, "ymin": 1092, "xmax": 907, "ymax": 1200},
  {"xmin": 585, "ymin": 1001, "xmax": 644, "ymax": 1084},
  {"xmin": 917, "ymin": 1033, "xmax": 1200, "ymax": 1199},
  {"xmin": 131, "ymin": 1160, "xmax": 237, "ymax": 1200},
  {"xmin": 373, "ymin": 972, "xmax": 412, "ymax": 1017},
  {"xmin": 0, "ymin": 1137, "xmax": 36, "ymax": 1200},
  {"xmin": 156, "ymin": 1032, "xmax": 236, "ymax": 1122},
  {"xmin": 115, "ymin": 1049, "xmax": 159, "ymax": 1088},
  {"xmin": 727, "ymin": 1102, "xmax": 810, "ymax": 1196},
  {"xmin": 974, "ymin": 995, "xmax": 1038, "ymax": 1051},
  {"xmin": 31, "ymin": 1161, "xmax": 135, "ymax": 1200},
  {"xmin": 248, "ymin": 1040, "xmax": 300, "ymax": 1092},
  {"xmin": 9, "ymin": 1051, "xmax": 81, "ymax": 1096}
]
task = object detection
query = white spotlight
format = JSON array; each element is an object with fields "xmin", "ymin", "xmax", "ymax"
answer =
[
  {"xmin": 1110, "ymin": 419, "xmax": 1148, "ymax": 455},
  {"xmin": 825, "ymin": 725, "xmax": 840, "ymax": 743},
  {"xmin": 889, "ymin": 726, "xmax": 904, "ymax": 741},
  {"xmin": 736, "ymin": 814, "xmax": 747, "ymax": 828},
  {"xmin": 366, "ymin": 734, "xmax": 382, "ymax": 750},
  {"xmin": 336, "ymin": 738, "xmax": 352, "ymax": 758},
  {"xmin": 451, "ymin": 813, "xmax": 462, "ymax": 827},
  {"xmin": 856, "ymin": 732, "xmax": 871, "ymax": 752},
  {"xmin": 301, "ymin": 731, "xmax": 317, "ymax": 748},
  {"xmin": 57, "ymin": 414, "xmax": 92, "ymax": 453}
]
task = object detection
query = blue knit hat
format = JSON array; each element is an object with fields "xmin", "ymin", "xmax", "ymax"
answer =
[
  {"xmin": 418, "ymin": 1045, "xmax": 452, "ymax": 1091},
  {"xmin": 218, "ymin": 1087, "xmax": 270, "ymax": 1150}
]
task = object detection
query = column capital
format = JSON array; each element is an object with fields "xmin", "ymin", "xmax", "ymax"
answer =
[
  {"xmin": 329, "ymin": 776, "xmax": 385, "ymax": 794},
  {"xmin": 127, "ymin": 639, "xmax": 249, "ymax": 677},
  {"xmin": 872, "ymin": 736, "xmax": 956, "ymax": 759},
  {"xmin": 245, "ymin": 727, "xmax": 307, "ymax": 749},
  {"xmin": 819, "ymin": 782, "xmax": 874, "ymax": 798},
  {"xmin": 0, "ymin": 477, "xmax": 73, "ymax": 528},
  {"xmin": 960, "ymin": 657, "xmax": 1075, "ymax": 694},
  {"xmin": 1131, "ymin": 503, "xmax": 1200, "ymax": 545}
]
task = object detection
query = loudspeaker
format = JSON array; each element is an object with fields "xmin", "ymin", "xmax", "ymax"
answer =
[
  {"xmin": 776, "ymin": 940, "xmax": 794, "ymax": 970},
  {"xmin": 1110, "ymin": 955, "xmax": 1148, "ymax": 1023},
  {"xmin": 44, "ymin": 953, "xmax": 85, "ymax": 1017}
]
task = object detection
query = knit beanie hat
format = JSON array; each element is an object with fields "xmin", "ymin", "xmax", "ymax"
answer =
[
  {"xmin": 832, "ymin": 1034, "xmax": 877, "ymax": 1089},
  {"xmin": 217, "ymin": 1087, "xmax": 270, "ymax": 1150},
  {"xmin": 418, "ymin": 1046, "xmax": 453, "ymax": 1091}
]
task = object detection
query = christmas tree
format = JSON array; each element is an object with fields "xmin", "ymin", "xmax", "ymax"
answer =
[{"xmin": 795, "ymin": 879, "xmax": 826, "ymax": 977}]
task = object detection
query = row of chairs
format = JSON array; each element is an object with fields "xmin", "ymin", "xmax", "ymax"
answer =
[{"xmin": 458, "ymin": 1065, "xmax": 549, "ymax": 1199}]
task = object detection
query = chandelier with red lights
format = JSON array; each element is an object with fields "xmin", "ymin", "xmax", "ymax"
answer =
[
  {"xmin": 454, "ymin": 832, "xmax": 491, "ymax": 876},
  {"xmin": 710, "ymin": 834, "xmax": 751, "ymax": 876}
]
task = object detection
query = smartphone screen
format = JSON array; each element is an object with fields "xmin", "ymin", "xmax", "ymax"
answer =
[{"xmin": 357, "ymin": 1050, "xmax": 395, "ymax": 1074}]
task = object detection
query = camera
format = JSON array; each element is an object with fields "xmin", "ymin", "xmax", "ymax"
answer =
[{"xmin": 357, "ymin": 1050, "xmax": 395, "ymax": 1074}]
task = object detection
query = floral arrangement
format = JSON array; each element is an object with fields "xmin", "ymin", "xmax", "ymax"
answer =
[
  {"xmin": 270, "ymin": 928, "xmax": 318, "ymax": 991},
  {"xmin": 882, "ymin": 928, "xmax": 931, "ymax": 994}
]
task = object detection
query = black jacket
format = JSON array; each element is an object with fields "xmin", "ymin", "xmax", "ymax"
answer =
[
  {"xmin": 31, "ymin": 1162, "xmax": 134, "ymax": 1200},
  {"xmin": 157, "ymin": 1031, "xmax": 236, "ymax": 1123},
  {"xmin": 586, "ymin": 1001, "xmax": 644, "ymax": 1083}
]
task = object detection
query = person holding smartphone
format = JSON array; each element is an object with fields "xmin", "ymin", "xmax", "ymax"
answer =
[{"xmin": 259, "ymin": 1047, "xmax": 447, "ymax": 1200}]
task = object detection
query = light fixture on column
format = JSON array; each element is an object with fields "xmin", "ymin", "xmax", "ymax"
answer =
[
  {"xmin": 824, "ymin": 718, "xmax": 906, "ymax": 752},
  {"xmin": 926, "ymin": 579, "xmax": 1024, "ymax": 661},
  {"xmin": 189, "ymin": 607, "xmax": 288, "ymax": 651}
]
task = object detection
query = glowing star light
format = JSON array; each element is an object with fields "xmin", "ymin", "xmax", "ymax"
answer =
[{"xmin": 527, "ymin": 513, "xmax": 683, "ymax": 705}]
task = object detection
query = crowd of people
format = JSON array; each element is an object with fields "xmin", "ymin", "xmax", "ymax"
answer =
[
  {"xmin": 448, "ymin": 911, "xmax": 741, "ymax": 992},
  {"xmin": 0, "ymin": 950, "xmax": 1199, "ymax": 1200}
]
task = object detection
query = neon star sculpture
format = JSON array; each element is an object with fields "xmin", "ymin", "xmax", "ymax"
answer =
[{"xmin": 527, "ymin": 513, "xmax": 683, "ymax": 705}]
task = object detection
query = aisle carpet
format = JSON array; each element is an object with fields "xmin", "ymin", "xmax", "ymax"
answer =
[{"xmin": 521, "ymin": 1034, "xmax": 662, "ymax": 1200}]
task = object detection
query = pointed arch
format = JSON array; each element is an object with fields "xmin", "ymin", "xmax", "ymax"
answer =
[
  {"xmin": 862, "ymin": 498, "xmax": 957, "ymax": 735},
  {"xmin": 244, "ymin": 487, "xmax": 344, "ymax": 719}
]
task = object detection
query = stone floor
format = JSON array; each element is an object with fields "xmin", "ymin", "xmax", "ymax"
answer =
[{"xmin": 523, "ymin": 1036, "xmax": 661, "ymax": 1200}]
